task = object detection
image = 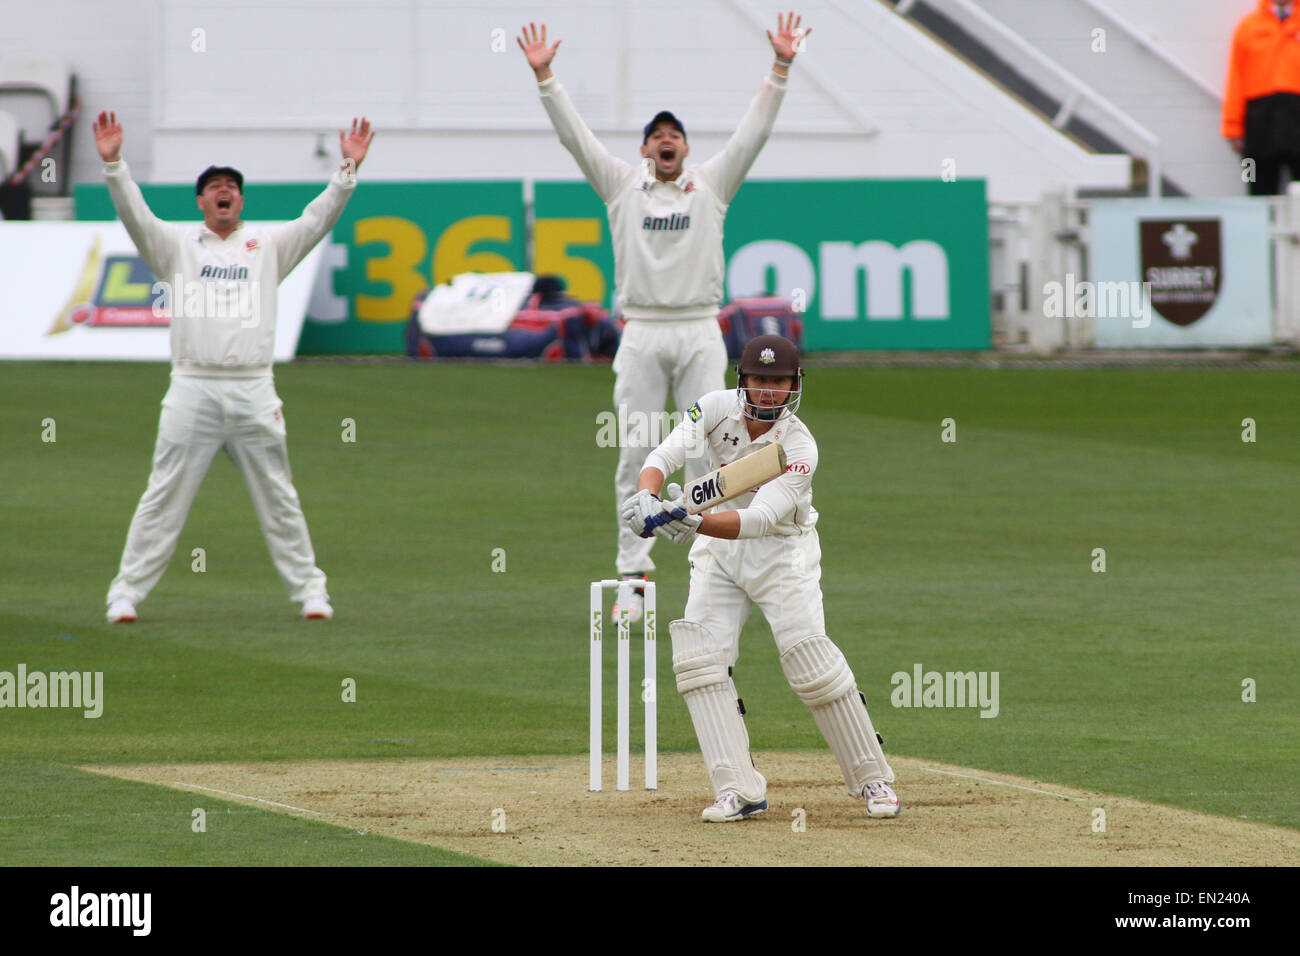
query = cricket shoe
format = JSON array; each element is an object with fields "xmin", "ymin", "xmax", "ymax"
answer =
[
  {"xmin": 701, "ymin": 790, "xmax": 768, "ymax": 822},
  {"xmin": 106, "ymin": 599, "xmax": 137, "ymax": 623},
  {"xmin": 611, "ymin": 577, "xmax": 646, "ymax": 624},
  {"xmin": 864, "ymin": 780, "xmax": 901, "ymax": 818},
  {"xmin": 301, "ymin": 597, "xmax": 333, "ymax": 620}
]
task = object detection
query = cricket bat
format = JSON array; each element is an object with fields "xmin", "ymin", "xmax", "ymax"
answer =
[{"xmin": 683, "ymin": 443, "xmax": 787, "ymax": 515}]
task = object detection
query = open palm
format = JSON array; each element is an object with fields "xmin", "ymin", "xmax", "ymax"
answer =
[
  {"xmin": 768, "ymin": 11, "xmax": 809, "ymax": 61},
  {"xmin": 339, "ymin": 116, "xmax": 375, "ymax": 170},
  {"xmin": 93, "ymin": 110, "xmax": 123, "ymax": 163},
  {"xmin": 517, "ymin": 22, "xmax": 561, "ymax": 72}
]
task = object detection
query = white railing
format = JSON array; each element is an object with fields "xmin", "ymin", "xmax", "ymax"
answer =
[
  {"xmin": 1271, "ymin": 185, "xmax": 1300, "ymax": 346},
  {"xmin": 884, "ymin": 0, "xmax": 1163, "ymax": 196},
  {"xmin": 991, "ymin": 191, "xmax": 1300, "ymax": 351},
  {"xmin": 988, "ymin": 197, "xmax": 1089, "ymax": 350}
]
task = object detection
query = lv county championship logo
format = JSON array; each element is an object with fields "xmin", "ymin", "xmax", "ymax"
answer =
[
  {"xmin": 47, "ymin": 237, "xmax": 258, "ymax": 335},
  {"xmin": 47, "ymin": 237, "xmax": 166, "ymax": 334},
  {"xmin": 1139, "ymin": 219, "xmax": 1221, "ymax": 327}
]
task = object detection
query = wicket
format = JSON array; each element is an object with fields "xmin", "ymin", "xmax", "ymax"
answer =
[{"xmin": 589, "ymin": 579, "xmax": 657, "ymax": 791}]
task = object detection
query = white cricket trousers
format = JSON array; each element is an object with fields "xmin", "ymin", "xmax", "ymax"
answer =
[
  {"xmin": 612, "ymin": 318, "xmax": 727, "ymax": 576},
  {"xmin": 106, "ymin": 375, "xmax": 328, "ymax": 606},
  {"xmin": 685, "ymin": 533, "xmax": 827, "ymax": 665},
  {"xmin": 681, "ymin": 532, "xmax": 893, "ymax": 800}
]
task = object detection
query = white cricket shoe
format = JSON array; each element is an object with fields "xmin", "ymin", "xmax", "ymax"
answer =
[
  {"xmin": 301, "ymin": 597, "xmax": 333, "ymax": 620},
  {"xmin": 106, "ymin": 599, "xmax": 137, "ymax": 623},
  {"xmin": 864, "ymin": 780, "xmax": 901, "ymax": 818},
  {"xmin": 611, "ymin": 579, "xmax": 645, "ymax": 624},
  {"xmin": 701, "ymin": 790, "xmax": 768, "ymax": 822}
]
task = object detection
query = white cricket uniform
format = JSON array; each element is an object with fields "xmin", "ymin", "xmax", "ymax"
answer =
[
  {"xmin": 645, "ymin": 389, "xmax": 894, "ymax": 802},
  {"xmin": 104, "ymin": 159, "xmax": 356, "ymax": 608},
  {"xmin": 644, "ymin": 388, "xmax": 821, "ymax": 651},
  {"xmin": 538, "ymin": 70, "xmax": 788, "ymax": 575}
]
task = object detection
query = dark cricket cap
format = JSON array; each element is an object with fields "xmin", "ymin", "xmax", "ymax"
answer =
[
  {"xmin": 738, "ymin": 335, "xmax": 801, "ymax": 377},
  {"xmin": 642, "ymin": 110, "xmax": 686, "ymax": 143},
  {"xmin": 196, "ymin": 165, "xmax": 244, "ymax": 195},
  {"xmin": 532, "ymin": 274, "xmax": 567, "ymax": 301}
]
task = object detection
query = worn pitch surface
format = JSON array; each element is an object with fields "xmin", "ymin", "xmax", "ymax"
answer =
[{"xmin": 84, "ymin": 753, "xmax": 1298, "ymax": 866}]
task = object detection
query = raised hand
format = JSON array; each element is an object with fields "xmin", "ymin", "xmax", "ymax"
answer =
[
  {"xmin": 93, "ymin": 110, "xmax": 123, "ymax": 163},
  {"xmin": 517, "ymin": 22, "xmax": 561, "ymax": 78},
  {"xmin": 767, "ymin": 11, "xmax": 810, "ymax": 62},
  {"xmin": 339, "ymin": 117, "xmax": 375, "ymax": 172}
]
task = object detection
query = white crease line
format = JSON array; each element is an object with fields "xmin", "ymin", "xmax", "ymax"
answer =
[
  {"xmin": 172, "ymin": 781, "xmax": 323, "ymax": 815},
  {"xmin": 0, "ymin": 809, "xmax": 262, "ymax": 821},
  {"xmin": 919, "ymin": 767, "xmax": 1084, "ymax": 801}
]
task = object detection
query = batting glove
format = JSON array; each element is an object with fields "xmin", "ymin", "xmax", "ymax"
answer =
[
  {"xmin": 662, "ymin": 483, "xmax": 701, "ymax": 543},
  {"xmin": 619, "ymin": 489, "xmax": 661, "ymax": 538},
  {"xmin": 662, "ymin": 482, "xmax": 685, "ymax": 507},
  {"xmin": 658, "ymin": 509, "xmax": 701, "ymax": 544},
  {"xmin": 646, "ymin": 487, "xmax": 701, "ymax": 543}
]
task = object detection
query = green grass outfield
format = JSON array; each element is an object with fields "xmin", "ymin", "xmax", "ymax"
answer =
[{"xmin": 2, "ymin": 360, "xmax": 1297, "ymax": 865}]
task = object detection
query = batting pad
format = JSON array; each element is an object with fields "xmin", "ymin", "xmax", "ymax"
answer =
[
  {"xmin": 670, "ymin": 619, "xmax": 730, "ymax": 693},
  {"xmin": 671, "ymin": 620, "xmax": 767, "ymax": 803},
  {"xmin": 780, "ymin": 635, "xmax": 894, "ymax": 796}
]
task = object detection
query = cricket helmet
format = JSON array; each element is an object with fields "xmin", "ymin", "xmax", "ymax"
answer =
[{"xmin": 736, "ymin": 334, "xmax": 803, "ymax": 421}]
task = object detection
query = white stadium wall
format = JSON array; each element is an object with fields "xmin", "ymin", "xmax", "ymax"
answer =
[
  {"xmin": 4, "ymin": 0, "xmax": 1138, "ymax": 202},
  {"xmin": 1114, "ymin": 0, "xmax": 1250, "ymax": 97},
  {"xmin": 7, "ymin": 0, "xmax": 1249, "ymax": 201},
  {"xmin": 4, "ymin": 0, "xmax": 159, "ymax": 184}
]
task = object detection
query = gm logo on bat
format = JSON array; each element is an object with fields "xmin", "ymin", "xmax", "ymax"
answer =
[
  {"xmin": 787, "ymin": 462, "xmax": 810, "ymax": 475},
  {"xmin": 690, "ymin": 477, "xmax": 719, "ymax": 507}
]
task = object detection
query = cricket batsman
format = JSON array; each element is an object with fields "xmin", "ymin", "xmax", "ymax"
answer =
[
  {"xmin": 621, "ymin": 335, "xmax": 901, "ymax": 821},
  {"xmin": 94, "ymin": 110, "xmax": 374, "ymax": 623},
  {"xmin": 518, "ymin": 13, "xmax": 808, "ymax": 622}
]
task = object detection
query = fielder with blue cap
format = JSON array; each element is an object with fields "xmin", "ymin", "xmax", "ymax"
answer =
[{"xmin": 518, "ymin": 13, "xmax": 810, "ymax": 624}]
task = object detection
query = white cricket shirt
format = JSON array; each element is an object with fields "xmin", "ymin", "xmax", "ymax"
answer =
[
  {"xmin": 539, "ymin": 72, "xmax": 788, "ymax": 321},
  {"xmin": 103, "ymin": 159, "xmax": 356, "ymax": 378},
  {"xmin": 644, "ymin": 388, "xmax": 817, "ymax": 538}
]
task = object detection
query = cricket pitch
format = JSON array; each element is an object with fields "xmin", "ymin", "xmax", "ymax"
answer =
[{"xmin": 83, "ymin": 752, "xmax": 1298, "ymax": 866}]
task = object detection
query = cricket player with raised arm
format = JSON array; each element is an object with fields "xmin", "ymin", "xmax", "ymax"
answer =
[
  {"xmin": 621, "ymin": 335, "xmax": 901, "ymax": 822},
  {"xmin": 94, "ymin": 110, "xmax": 374, "ymax": 623},
  {"xmin": 518, "ymin": 13, "xmax": 808, "ymax": 623}
]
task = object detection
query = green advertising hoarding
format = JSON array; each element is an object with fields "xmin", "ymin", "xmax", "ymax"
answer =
[
  {"xmin": 78, "ymin": 177, "xmax": 988, "ymax": 352},
  {"xmin": 76, "ymin": 180, "xmax": 526, "ymax": 353},
  {"xmin": 531, "ymin": 180, "xmax": 615, "ymax": 306},
  {"xmin": 533, "ymin": 178, "xmax": 990, "ymax": 350}
]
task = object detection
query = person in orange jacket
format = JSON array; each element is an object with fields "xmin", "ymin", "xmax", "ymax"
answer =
[{"xmin": 1223, "ymin": 0, "xmax": 1300, "ymax": 194}]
